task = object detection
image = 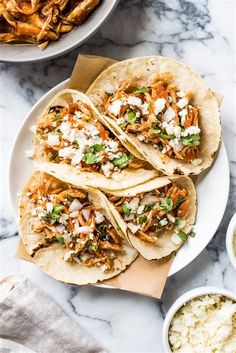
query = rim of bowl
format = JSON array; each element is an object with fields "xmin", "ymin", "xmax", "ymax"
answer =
[
  {"xmin": 162, "ymin": 286, "xmax": 236, "ymax": 353},
  {"xmin": 226, "ymin": 213, "xmax": 236, "ymax": 270}
]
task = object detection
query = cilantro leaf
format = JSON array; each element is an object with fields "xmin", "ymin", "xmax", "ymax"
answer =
[
  {"xmin": 89, "ymin": 243, "xmax": 98, "ymax": 251},
  {"xmin": 113, "ymin": 153, "xmax": 133, "ymax": 169},
  {"xmin": 83, "ymin": 152, "xmax": 101, "ymax": 165},
  {"xmin": 122, "ymin": 205, "xmax": 131, "ymax": 217},
  {"xmin": 131, "ymin": 87, "xmax": 147, "ymax": 94},
  {"xmin": 67, "ymin": 194, "xmax": 74, "ymax": 202},
  {"xmin": 158, "ymin": 198, "xmax": 173, "ymax": 212},
  {"xmin": 56, "ymin": 236, "xmax": 64, "ymax": 244},
  {"xmin": 138, "ymin": 214, "xmax": 148, "ymax": 224},
  {"xmin": 177, "ymin": 230, "xmax": 188, "ymax": 241},
  {"xmin": 176, "ymin": 196, "xmax": 185, "ymax": 208},
  {"xmin": 182, "ymin": 134, "xmax": 200, "ymax": 146},
  {"xmin": 52, "ymin": 114, "xmax": 61, "ymax": 122},
  {"xmin": 126, "ymin": 109, "xmax": 136, "ymax": 124},
  {"xmin": 51, "ymin": 205, "xmax": 63, "ymax": 222}
]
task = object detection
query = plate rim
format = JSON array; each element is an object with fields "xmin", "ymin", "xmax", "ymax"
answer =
[
  {"xmin": 9, "ymin": 79, "xmax": 230, "ymax": 277},
  {"xmin": 0, "ymin": 0, "xmax": 119, "ymax": 63}
]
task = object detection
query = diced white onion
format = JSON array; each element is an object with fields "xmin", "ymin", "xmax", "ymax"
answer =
[
  {"xmin": 56, "ymin": 224, "xmax": 65, "ymax": 234},
  {"xmin": 140, "ymin": 194, "xmax": 159, "ymax": 205},
  {"xmin": 69, "ymin": 198, "xmax": 83, "ymax": 212},
  {"xmin": 76, "ymin": 226, "xmax": 91, "ymax": 234},
  {"xmin": 69, "ymin": 211, "xmax": 79, "ymax": 218},
  {"xmin": 82, "ymin": 209, "xmax": 91, "ymax": 221}
]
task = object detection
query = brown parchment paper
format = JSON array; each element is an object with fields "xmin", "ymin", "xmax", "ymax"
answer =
[{"xmin": 16, "ymin": 53, "xmax": 222, "ymax": 299}]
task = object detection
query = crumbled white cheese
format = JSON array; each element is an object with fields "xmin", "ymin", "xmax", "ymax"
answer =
[
  {"xmin": 169, "ymin": 295, "xmax": 236, "ymax": 353},
  {"xmin": 169, "ymin": 138, "xmax": 184, "ymax": 152},
  {"xmin": 101, "ymin": 162, "xmax": 114, "ymax": 177},
  {"xmin": 128, "ymin": 197, "xmax": 140, "ymax": 213},
  {"xmin": 163, "ymin": 107, "xmax": 176, "ymax": 122},
  {"xmin": 159, "ymin": 218, "xmax": 168, "ymax": 226},
  {"xmin": 167, "ymin": 214, "xmax": 176, "ymax": 223},
  {"xmin": 154, "ymin": 98, "xmax": 166, "ymax": 115},
  {"xmin": 25, "ymin": 150, "xmax": 34, "ymax": 159},
  {"xmin": 127, "ymin": 96, "xmax": 142, "ymax": 107},
  {"xmin": 178, "ymin": 108, "xmax": 187, "ymax": 125},
  {"xmin": 105, "ymin": 140, "xmax": 119, "ymax": 153},
  {"xmin": 177, "ymin": 97, "xmax": 188, "ymax": 109},
  {"xmin": 46, "ymin": 202, "xmax": 53, "ymax": 213},
  {"xmin": 108, "ymin": 99, "xmax": 123, "ymax": 116},
  {"xmin": 182, "ymin": 126, "xmax": 201, "ymax": 137},
  {"xmin": 58, "ymin": 146, "xmax": 76, "ymax": 159},
  {"xmin": 47, "ymin": 133, "xmax": 60, "ymax": 146},
  {"xmin": 94, "ymin": 211, "xmax": 105, "ymax": 224},
  {"xmin": 141, "ymin": 102, "xmax": 149, "ymax": 115},
  {"xmin": 162, "ymin": 122, "xmax": 181, "ymax": 139}
]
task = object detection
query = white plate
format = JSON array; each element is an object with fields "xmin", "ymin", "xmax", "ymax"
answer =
[
  {"xmin": 0, "ymin": 0, "xmax": 119, "ymax": 63},
  {"xmin": 9, "ymin": 79, "xmax": 230, "ymax": 276}
]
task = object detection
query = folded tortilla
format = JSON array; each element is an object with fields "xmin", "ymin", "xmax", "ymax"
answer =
[
  {"xmin": 87, "ymin": 56, "xmax": 221, "ymax": 175},
  {"xmin": 19, "ymin": 172, "xmax": 137, "ymax": 285},
  {"xmin": 103, "ymin": 176, "xmax": 196, "ymax": 260},
  {"xmin": 32, "ymin": 89, "xmax": 157, "ymax": 190}
]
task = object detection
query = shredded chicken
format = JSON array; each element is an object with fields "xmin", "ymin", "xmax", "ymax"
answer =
[
  {"xmin": 108, "ymin": 183, "xmax": 190, "ymax": 243},
  {"xmin": 0, "ymin": 0, "xmax": 101, "ymax": 48},
  {"xmin": 28, "ymin": 176, "xmax": 124, "ymax": 271}
]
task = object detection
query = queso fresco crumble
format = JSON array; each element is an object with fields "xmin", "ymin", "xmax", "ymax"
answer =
[{"xmin": 169, "ymin": 294, "xmax": 236, "ymax": 353}]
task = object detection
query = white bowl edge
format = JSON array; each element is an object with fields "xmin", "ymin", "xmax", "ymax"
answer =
[
  {"xmin": 226, "ymin": 213, "xmax": 236, "ymax": 270},
  {"xmin": 162, "ymin": 286, "xmax": 236, "ymax": 353}
]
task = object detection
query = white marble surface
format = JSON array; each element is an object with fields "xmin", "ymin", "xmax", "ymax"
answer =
[{"xmin": 0, "ymin": 1, "xmax": 236, "ymax": 352}]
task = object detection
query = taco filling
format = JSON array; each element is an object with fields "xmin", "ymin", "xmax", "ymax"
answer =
[
  {"xmin": 26, "ymin": 176, "xmax": 126, "ymax": 272},
  {"xmin": 103, "ymin": 80, "xmax": 202, "ymax": 164},
  {"xmin": 35, "ymin": 99, "xmax": 145, "ymax": 177},
  {"xmin": 108, "ymin": 182, "xmax": 195, "ymax": 244}
]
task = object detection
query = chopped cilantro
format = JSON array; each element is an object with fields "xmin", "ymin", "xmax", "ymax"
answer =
[
  {"xmin": 90, "ymin": 144, "xmax": 105, "ymax": 153},
  {"xmin": 85, "ymin": 116, "xmax": 91, "ymax": 121},
  {"xmin": 121, "ymin": 205, "xmax": 131, "ymax": 217},
  {"xmin": 67, "ymin": 195, "xmax": 74, "ymax": 202},
  {"xmin": 119, "ymin": 122, "xmax": 128, "ymax": 130},
  {"xmin": 105, "ymin": 91, "xmax": 113, "ymax": 96},
  {"xmin": 49, "ymin": 154, "xmax": 57, "ymax": 161},
  {"xmin": 173, "ymin": 218, "xmax": 180, "ymax": 227},
  {"xmin": 113, "ymin": 153, "xmax": 133, "ymax": 169},
  {"xmin": 144, "ymin": 204, "xmax": 154, "ymax": 212},
  {"xmin": 83, "ymin": 152, "xmax": 101, "ymax": 165},
  {"xmin": 89, "ymin": 243, "xmax": 98, "ymax": 251},
  {"xmin": 131, "ymin": 87, "xmax": 147, "ymax": 94},
  {"xmin": 182, "ymin": 134, "xmax": 200, "ymax": 146},
  {"xmin": 177, "ymin": 230, "xmax": 188, "ymax": 241},
  {"xmin": 176, "ymin": 196, "xmax": 185, "ymax": 208},
  {"xmin": 97, "ymin": 224, "xmax": 107, "ymax": 233},
  {"xmin": 41, "ymin": 215, "xmax": 50, "ymax": 222},
  {"xmin": 126, "ymin": 109, "xmax": 136, "ymax": 124},
  {"xmin": 56, "ymin": 236, "xmax": 64, "ymax": 244},
  {"xmin": 52, "ymin": 114, "xmax": 61, "ymax": 122},
  {"xmin": 51, "ymin": 205, "xmax": 63, "ymax": 222},
  {"xmin": 177, "ymin": 230, "xmax": 196, "ymax": 242},
  {"xmin": 116, "ymin": 225, "xmax": 122, "ymax": 231},
  {"xmin": 138, "ymin": 214, "xmax": 148, "ymax": 224},
  {"xmin": 158, "ymin": 198, "xmax": 173, "ymax": 212}
]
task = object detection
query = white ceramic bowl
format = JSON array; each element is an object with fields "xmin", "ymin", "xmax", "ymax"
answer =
[
  {"xmin": 0, "ymin": 0, "xmax": 119, "ymax": 63},
  {"xmin": 162, "ymin": 286, "xmax": 236, "ymax": 353},
  {"xmin": 226, "ymin": 213, "xmax": 236, "ymax": 270}
]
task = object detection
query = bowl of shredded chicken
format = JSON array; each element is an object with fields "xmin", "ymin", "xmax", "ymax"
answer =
[{"xmin": 0, "ymin": 0, "xmax": 119, "ymax": 62}]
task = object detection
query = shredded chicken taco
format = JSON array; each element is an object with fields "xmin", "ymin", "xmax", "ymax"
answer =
[
  {"xmin": 104, "ymin": 176, "xmax": 196, "ymax": 260},
  {"xmin": 19, "ymin": 172, "xmax": 137, "ymax": 285},
  {"xmin": 32, "ymin": 89, "xmax": 157, "ymax": 190},
  {"xmin": 87, "ymin": 56, "xmax": 221, "ymax": 175}
]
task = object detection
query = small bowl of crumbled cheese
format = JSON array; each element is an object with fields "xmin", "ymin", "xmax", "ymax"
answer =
[
  {"xmin": 163, "ymin": 287, "xmax": 236, "ymax": 353},
  {"xmin": 226, "ymin": 213, "xmax": 236, "ymax": 270}
]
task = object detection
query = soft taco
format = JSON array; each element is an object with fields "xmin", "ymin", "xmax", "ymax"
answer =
[
  {"xmin": 103, "ymin": 176, "xmax": 196, "ymax": 260},
  {"xmin": 19, "ymin": 172, "xmax": 137, "ymax": 285},
  {"xmin": 87, "ymin": 56, "xmax": 221, "ymax": 175},
  {"xmin": 32, "ymin": 89, "xmax": 157, "ymax": 190}
]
